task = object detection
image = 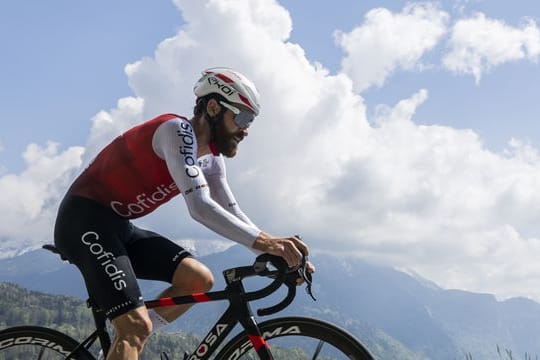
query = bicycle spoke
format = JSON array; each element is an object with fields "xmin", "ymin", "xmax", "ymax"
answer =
[
  {"xmin": 311, "ymin": 339, "xmax": 324, "ymax": 360},
  {"xmin": 38, "ymin": 345, "xmax": 46, "ymax": 360}
]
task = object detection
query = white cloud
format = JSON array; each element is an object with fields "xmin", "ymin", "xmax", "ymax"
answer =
[
  {"xmin": 298, "ymin": 88, "xmax": 540, "ymax": 300},
  {"xmin": 3, "ymin": 0, "xmax": 540, "ymax": 303},
  {"xmin": 335, "ymin": 3, "xmax": 448, "ymax": 92},
  {"xmin": 0, "ymin": 142, "xmax": 84, "ymax": 256},
  {"xmin": 443, "ymin": 13, "xmax": 540, "ymax": 82},
  {"xmin": 374, "ymin": 88, "xmax": 429, "ymax": 126},
  {"xmin": 83, "ymin": 97, "xmax": 145, "ymax": 165}
]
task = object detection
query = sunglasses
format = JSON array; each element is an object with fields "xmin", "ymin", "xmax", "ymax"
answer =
[{"xmin": 219, "ymin": 101, "xmax": 255, "ymax": 129}]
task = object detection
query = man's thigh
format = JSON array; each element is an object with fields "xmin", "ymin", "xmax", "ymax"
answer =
[{"xmin": 126, "ymin": 226, "xmax": 193, "ymax": 283}]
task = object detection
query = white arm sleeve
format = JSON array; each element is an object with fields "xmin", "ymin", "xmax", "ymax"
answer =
[
  {"xmin": 152, "ymin": 119, "xmax": 261, "ymax": 247},
  {"xmin": 204, "ymin": 155, "xmax": 259, "ymax": 228}
]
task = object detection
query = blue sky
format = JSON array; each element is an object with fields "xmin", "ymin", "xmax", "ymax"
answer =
[
  {"xmin": 284, "ymin": 0, "xmax": 540, "ymax": 150},
  {"xmin": 1, "ymin": 0, "xmax": 540, "ymax": 302},
  {"xmin": 0, "ymin": 0, "xmax": 180, "ymax": 171}
]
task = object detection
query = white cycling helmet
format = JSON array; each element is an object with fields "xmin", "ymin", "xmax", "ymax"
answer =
[{"xmin": 193, "ymin": 67, "xmax": 261, "ymax": 116}]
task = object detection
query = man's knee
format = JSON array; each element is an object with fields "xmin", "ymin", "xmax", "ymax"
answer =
[
  {"xmin": 172, "ymin": 258, "xmax": 214, "ymax": 293},
  {"xmin": 195, "ymin": 265, "xmax": 214, "ymax": 292},
  {"xmin": 112, "ymin": 307, "xmax": 153, "ymax": 352}
]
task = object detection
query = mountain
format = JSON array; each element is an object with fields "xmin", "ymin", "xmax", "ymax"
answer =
[
  {"xmin": 0, "ymin": 246, "xmax": 88, "ymax": 298},
  {"xmin": 1, "ymin": 245, "xmax": 539, "ymax": 359}
]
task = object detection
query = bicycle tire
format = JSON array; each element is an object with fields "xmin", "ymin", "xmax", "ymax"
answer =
[
  {"xmin": 214, "ymin": 316, "xmax": 374, "ymax": 360},
  {"xmin": 0, "ymin": 326, "xmax": 95, "ymax": 360}
]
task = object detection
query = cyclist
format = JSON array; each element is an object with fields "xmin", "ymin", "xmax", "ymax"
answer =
[{"xmin": 54, "ymin": 68, "xmax": 313, "ymax": 360}]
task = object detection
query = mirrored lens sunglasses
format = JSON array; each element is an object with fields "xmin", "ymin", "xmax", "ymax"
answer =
[{"xmin": 219, "ymin": 101, "xmax": 255, "ymax": 129}]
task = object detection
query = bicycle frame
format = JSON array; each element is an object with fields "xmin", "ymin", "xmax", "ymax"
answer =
[
  {"xmin": 71, "ymin": 266, "xmax": 280, "ymax": 360},
  {"xmin": 147, "ymin": 278, "xmax": 273, "ymax": 360},
  {"xmin": 41, "ymin": 243, "xmax": 304, "ymax": 360}
]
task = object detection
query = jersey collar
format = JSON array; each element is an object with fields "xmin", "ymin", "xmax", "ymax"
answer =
[{"xmin": 209, "ymin": 142, "xmax": 220, "ymax": 156}]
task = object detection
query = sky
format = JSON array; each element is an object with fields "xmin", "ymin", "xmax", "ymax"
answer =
[{"xmin": 1, "ymin": 0, "xmax": 540, "ymax": 302}]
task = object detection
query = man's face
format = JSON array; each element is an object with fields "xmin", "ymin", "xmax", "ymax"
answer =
[{"xmin": 214, "ymin": 108, "xmax": 249, "ymax": 158}]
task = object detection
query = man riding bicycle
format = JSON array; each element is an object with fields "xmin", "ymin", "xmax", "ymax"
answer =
[{"xmin": 54, "ymin": 68, "xmax": 313, "ymax": 360}]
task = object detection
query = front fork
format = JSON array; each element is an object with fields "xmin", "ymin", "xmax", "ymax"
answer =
[{"xmin": 230, "ymin": 281, "xmax": 274, "ymax": 360}]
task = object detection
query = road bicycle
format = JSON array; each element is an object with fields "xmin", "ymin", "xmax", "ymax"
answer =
[{"xmin": 0, "ymin": 244, "xmax": 375, "ymax": 359}]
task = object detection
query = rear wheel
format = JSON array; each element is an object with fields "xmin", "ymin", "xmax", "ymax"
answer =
[
  {"xmin": 0, "ymin": 326, "xmax": 95, "ymax": 360},
  {"xmin": 215, "ymin": 316, "xmax": 374, "ymax": 359}
]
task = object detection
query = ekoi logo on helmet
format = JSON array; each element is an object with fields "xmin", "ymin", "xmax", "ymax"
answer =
[
  {"xmin": 193, "ymin": 67, "xmax": 261, "ymax": 116},
  {"xmin": 207, "ymin": 76, "xmax": 238, "ymax": 97}
]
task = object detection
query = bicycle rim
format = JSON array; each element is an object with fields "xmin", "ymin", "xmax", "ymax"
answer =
[
  {"xmin": 0, "ymin": 326, "xmax": 95, "ymax": 360},
  {"xmin": 214, "ymin": 316, "xmax": 374, "ymax": 360}
]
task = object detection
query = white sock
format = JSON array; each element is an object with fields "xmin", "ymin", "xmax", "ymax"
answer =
[{"xmin": 148, "ymin": 309, "xmax": 169, "ymax": 332}]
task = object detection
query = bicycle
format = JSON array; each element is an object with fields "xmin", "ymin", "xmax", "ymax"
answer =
[{"xmin": 0, "ymin": 243, "xmax": 375, "ymax": 359}]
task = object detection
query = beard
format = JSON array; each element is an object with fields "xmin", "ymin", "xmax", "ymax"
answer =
[{"xmin": 213, "ymin": 115, "xmax": 240, "ymax": 158}]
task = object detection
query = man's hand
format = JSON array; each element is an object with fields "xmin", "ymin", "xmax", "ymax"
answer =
[{"xmin": 252, "ymin": 232, "xmax": 309, "ymax": 268}]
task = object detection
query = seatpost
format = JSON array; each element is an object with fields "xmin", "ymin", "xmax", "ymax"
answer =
[{"xmin": 88, "ymin": 299, "xmax": 111, "ymax": 356}]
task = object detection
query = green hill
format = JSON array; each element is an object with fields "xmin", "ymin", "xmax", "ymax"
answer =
[{"xmin": 0, "ymin": 282, "xmax": 199, "ymax": 359}]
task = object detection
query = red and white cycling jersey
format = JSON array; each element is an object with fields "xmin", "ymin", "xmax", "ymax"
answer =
[
  {"xmin": 69, "ymin": 114, "xmax": 181, "ymax": 218},
  {"xmin": 68, "ymin": 113, "xmax": 261, "ymax": 247}
]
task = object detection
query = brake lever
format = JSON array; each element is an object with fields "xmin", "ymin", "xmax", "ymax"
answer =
[
  {"xmin": 298, "ymin": 256, "xmax": 317, "ymax": 301},
  {"xmin": 292, "ymin": 234, "xmax": 317, "ymax": 302}
]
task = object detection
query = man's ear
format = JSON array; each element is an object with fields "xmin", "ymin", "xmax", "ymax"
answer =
[{"xmin": 206, "ymin": 98, "xmax": 220, "ymax": 117}]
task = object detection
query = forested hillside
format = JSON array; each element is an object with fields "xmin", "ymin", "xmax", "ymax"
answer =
[{"xmin": 0, "ymin": 282, "xmax": 201, "ymax": 359}]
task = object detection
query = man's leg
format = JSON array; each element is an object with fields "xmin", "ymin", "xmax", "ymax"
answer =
[
  {"xmin": 154, "ymin": 257, "xmax": 214, "ymax": 322},
  {"xmin": 54, "ymin": 197, "xmax": 148, "ymax": 359},
  {"xmin": 125, "ymin": 226, "xmax": 214, "ymax": 323},
  {"xmin": 107, "ymin": 306, "xmax": 152, "ymax": 360}
]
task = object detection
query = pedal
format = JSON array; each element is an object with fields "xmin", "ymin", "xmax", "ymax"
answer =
[{"xmin": 161, "ymin": 352, "xmax": 170, "ymax": 360}]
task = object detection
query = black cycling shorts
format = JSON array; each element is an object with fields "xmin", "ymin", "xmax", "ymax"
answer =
[{"xmin": 54, "ymin": 195, "xmax": 192, "ymax": 319}]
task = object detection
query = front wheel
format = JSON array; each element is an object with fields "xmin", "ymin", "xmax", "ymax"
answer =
[
  {"xmin": 215, "ymin": 316, "xmax": 374, "ymax": 360},
  {"xmin": 0, "ymin": 326, "xmax": 95, "ymax": 360}
]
